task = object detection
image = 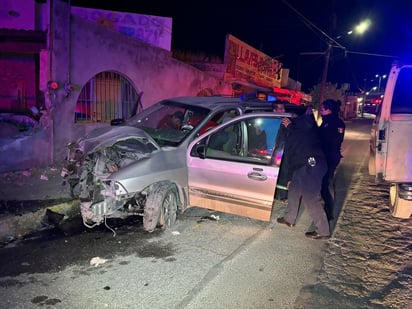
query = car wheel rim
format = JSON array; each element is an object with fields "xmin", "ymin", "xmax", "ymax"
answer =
[{"xmin": 161, "ymin": 191, "xmax": 177, "ymax": 227}]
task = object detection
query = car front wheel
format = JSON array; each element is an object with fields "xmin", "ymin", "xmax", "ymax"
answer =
[{"xmin": 143, "ymin": 184, "xmax": 179, "ymax": 232}]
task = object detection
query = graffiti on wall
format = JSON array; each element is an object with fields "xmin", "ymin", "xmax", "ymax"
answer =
[{"xmin": 71, "ymin": 6, "xmax": 172, "ymax": 51}]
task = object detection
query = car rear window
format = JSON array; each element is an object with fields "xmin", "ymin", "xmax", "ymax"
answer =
[{"xmin": 391, "ymin": 67, "xmax": 412, "ymax": 114}]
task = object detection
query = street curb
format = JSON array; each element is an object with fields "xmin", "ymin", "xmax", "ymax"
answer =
[{"xmin": 0, "ymin": 199, "xmax": 80, "ymax": 245}]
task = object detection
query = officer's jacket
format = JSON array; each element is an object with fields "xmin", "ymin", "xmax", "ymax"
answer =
[
  {"xmin": 284, "ymin": 114, "xmax": 325, "ymax": 181},
  {"xmin": 319, "ymin": 114, "xmax": 345, "ymax": 158}
]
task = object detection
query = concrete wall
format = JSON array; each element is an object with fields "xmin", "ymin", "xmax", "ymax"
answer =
[
  {"xmin": 0, "ymin": 0, "xmax": 35, "ymax": 30},
  {"xmin": 0, "ymin": 0, "xmax": 48, "ymax": 31},
  {"xmin": 0, "ymin": 0, "xmax": 231, "ymax": 172}
]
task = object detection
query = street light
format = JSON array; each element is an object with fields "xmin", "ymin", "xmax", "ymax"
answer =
[
  {"xmin": 287, "ymin": 0, "xmax": 374, "ymax": 106},
  {"xmin": 318, "ymin": 20, "xmax": 371, "ymax": 105},
  {"xmin": 354, "ymin": 19, "xmax": 372, "ymax": 35},
  {"xmin": 336, "ymin": 19, "xmax": 371, "ymax": 39},
  {"xmin": 375, "ymin": 74, "xmax": 387, "ymax": 92}
]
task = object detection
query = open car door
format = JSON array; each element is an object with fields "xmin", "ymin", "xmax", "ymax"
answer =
[{"xmin": 186, "ymin": 113, "xmax": 287, "ymax": 221}]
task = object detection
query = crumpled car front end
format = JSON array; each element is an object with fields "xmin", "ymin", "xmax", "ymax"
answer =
[{"xmin": 62, "ymin": 126, "xmax": 159, "ymax": 228}]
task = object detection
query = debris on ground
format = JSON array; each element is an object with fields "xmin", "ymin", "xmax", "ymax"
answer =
[
  {"xmin": 197, "ymin": 214, "xmax": 220, "ymax": 223},
  {"xmin": 90, "ymin": 257, "xmax": 108, "ymax": 267}
]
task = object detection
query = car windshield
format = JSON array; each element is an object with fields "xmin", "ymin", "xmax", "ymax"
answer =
[{"xmin": 127, "ymin": 101, "xmax": 210, "ymax": 147}]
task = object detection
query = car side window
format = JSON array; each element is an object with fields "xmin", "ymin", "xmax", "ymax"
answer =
[
  {"xmin": 208, "ymin": 122, "xmax": 241, "ymax": 155},
  {"xmin": 191, "ymin": 116, "xmax": 282, "ymax": 165},
  {"xmin": 195, "ymin": 108, "xmax": 241, "ymax": 136}
]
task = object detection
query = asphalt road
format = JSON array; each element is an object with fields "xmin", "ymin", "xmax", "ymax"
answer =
[{"xmin": 1, "ymin": 117, "xmax": 408, "ymax": 309}]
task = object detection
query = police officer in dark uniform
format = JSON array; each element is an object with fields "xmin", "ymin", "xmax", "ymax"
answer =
[
  {"xmin": 319, "ymin": 99, "xmax": 345, "ymax": 221},
  {"xmin": 277, "ymin": 107, "xmax": 330, "ymax": 239}
]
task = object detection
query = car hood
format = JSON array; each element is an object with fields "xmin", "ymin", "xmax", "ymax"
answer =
[{"xmin": 75, "ymin": 125, "xmax": 159, "ymax": 154}]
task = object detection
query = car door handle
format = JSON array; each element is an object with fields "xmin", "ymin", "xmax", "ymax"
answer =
[{"xmin": 247, "ymin": 172, "xmax": 268, "ymax": 181}]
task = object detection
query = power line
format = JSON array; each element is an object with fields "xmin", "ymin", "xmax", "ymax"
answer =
[
  {"xmin": 346, "ymin": 51, "xmax": 399, "ymax": 59},
  {"xmin": 280, "ymin": 0, "xmax": 345, "ymax": 50},
  {"xmin": 281, "ymin": 0, "xmax": 399, "ymax": 99}
]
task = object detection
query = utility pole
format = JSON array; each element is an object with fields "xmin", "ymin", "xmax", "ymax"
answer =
[{"xmin": 319, "ymin": 43, "xmax": 332, "ymax": 107}]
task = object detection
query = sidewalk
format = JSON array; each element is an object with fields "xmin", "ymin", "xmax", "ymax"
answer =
[
  {"xmin": 0, "ymin": 165, "xmax": 76, "ymax": 245},
  {"xmin": 0, "ymin": 165, "xmax": 72, "ymax": 202}
]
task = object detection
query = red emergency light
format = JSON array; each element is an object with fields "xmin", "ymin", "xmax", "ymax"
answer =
[{"xmin": 47, "ymin": 81, "xmax": 59, "ymax": 90}]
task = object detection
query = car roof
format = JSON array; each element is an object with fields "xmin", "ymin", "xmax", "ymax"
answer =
[
  {"xmin": 162, "ymin": 96, "xmax": 307, "ymax": 115},
  {"xmin": 163, "ymin": 96, "xmax": 267, "ymax": 109}
]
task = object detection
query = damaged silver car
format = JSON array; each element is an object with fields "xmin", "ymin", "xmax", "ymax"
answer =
[{"xmin": 62, "ymin": 96, "xmax": 298, "ymax": 232}]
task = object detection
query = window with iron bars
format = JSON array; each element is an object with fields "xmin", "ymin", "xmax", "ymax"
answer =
[{"xmin": 75, "ymin": 71, "xmax": 142, "ymax": 123}]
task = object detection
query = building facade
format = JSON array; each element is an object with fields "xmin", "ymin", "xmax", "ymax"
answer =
[{"xmin": 0, "ymin": 0, "xmax": 233, "ymax": 172}]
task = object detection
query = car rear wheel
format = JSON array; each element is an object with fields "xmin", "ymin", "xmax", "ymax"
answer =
[
  {"xmin": 143, "ymin": 184, "xmax": 179, "ymax": 232},
  {"xmin": 389, "ymin": 184, "xmax": 412, "ymax": 218}
]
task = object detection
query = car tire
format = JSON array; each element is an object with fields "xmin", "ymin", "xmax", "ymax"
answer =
[
  {"xmin": 143, "ymin": 184, "xmax": 179, "ymax": 232},
  {"xmin": 389, "ymin": 184, "xmax": 412, "ymax": 219}
]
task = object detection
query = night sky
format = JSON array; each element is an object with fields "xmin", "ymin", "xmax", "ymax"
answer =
[{"xmin": 72, "ymin": 0, "xmax": 412, "ymax": 92}]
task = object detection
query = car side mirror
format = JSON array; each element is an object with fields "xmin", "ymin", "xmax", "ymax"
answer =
[{"xmin": 196, "ymin": 145, "xmax": 206, "ymax": 159}]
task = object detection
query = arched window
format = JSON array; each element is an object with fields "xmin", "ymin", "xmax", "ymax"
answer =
[{"xmin": 75, "ymin": 71, "xmax": 142, "ymax": 123}]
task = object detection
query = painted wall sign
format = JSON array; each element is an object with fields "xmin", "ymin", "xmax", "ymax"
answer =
[
  {"xmin": 71, "ymin": 6, "xmax": 172, "ymax": 51},
  {"xmin": 224, "ymin": 34, "xmax": 282, "ymax": 88}
]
